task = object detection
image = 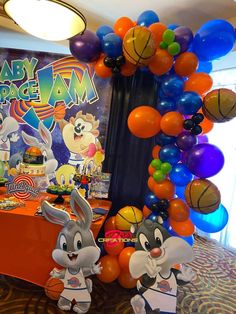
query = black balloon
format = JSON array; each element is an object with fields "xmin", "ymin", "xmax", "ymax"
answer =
[
  {"xmin": 191, "ymin": 125, "xmax": 202, "ymax": 135},
  {"xmin": 157, "ymin": 199, "xmax": 170, "ymax": 211},
  {"xmin": 104, "ymin": 57, "xmax": 116, "ymax": 68},
  {"xmin": 192, "ymin": 113, "xmax": 204, "ymax": 124},
  {"xmin": 112, "ymin": 66, "xmax": 121, "ymax": 74},
  {"xmin": 183, "ymin": 119, "xmax": 194, "ymax": 130},
  {"xmin": 116, "ymin": 55, "xmax": 126, "ymax": 67}
]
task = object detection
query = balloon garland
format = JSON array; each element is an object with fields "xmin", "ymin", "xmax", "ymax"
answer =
[{"xmin": 69, "ymin": 10, "xmax": 236, "ymax": 285}]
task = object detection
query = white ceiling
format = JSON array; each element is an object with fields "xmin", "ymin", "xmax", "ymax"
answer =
[{"xmin": 0, "ymin": 0, "xmax": 236, "ymax": 45}]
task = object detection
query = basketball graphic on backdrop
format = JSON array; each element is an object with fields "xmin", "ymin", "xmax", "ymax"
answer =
[
  {"xmin": 184, "ymin": 179, "xmax": 221, "ymax": 214},
  {"xmin": 45, "ymin": 277, "xmax": 64, "ymax": 300},
  {"xmin": 123, "ymin": 26, "xmax": 157, "ymax": 66},
  {"xmin": 115, "ymin": 206, "xmax": 143, "ymax": 231},
  {"xmin": 203, "ymin": 88, "xmax": 236, "ymax": 122}
]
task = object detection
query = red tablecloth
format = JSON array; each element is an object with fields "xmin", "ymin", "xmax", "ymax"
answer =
[{"xmin": 0, "ymin": 188, "xmax": 111, "ymax": 287}]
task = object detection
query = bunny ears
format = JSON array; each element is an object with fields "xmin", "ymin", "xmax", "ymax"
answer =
[{"xmin": 42, "ymin": 189, "xmax": 93, "ymax": 230}]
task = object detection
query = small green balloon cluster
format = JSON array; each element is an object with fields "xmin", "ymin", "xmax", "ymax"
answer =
[
  {"xmin": 151, "ymin": 159, "xmax": 172, "ymax": 182},
  {"xmin": 159, "ymin": 29, "xmax": 181, "ymax": 56}
]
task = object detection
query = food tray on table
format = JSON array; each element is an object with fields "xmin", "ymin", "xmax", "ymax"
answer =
[
  {"xmin": 46, "ymin": 185, "xmax": 73, "ymax": 204},
  {"xmin": 0, "ymin": 178, "xmax": 8, "ymax": 187}
]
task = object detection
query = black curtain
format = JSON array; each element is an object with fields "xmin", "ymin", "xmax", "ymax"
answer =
[{"xmin": 103, "ymin": 70, "xmax": 158, "ymax": 213}]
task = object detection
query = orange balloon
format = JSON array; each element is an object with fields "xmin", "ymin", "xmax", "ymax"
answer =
[
  {"xmin": 104, "ymin": 216, "xmax": 117, "ymax": 232},
  {"xmin": 152, "ymin": 145, "xmax": 161, "ymax": 159},
  {"xmin": 198, "ymin": 109, "xmax": 214, "ymax": 134},
  {"xmin": 174, "ymin": 52, "xmax": 199, "ymax": 77},
  {"xmin": 118, "ymin": 270, "xmax": 138, "ymax": 288},
  {"xmin": 184, "ymin": 72, "xmax": 213, "ymax": 95},
  {"xmin": 121, "ymin": 61, "xmax": 137, "ymax": 76},
  {"xmin": 118, "ymin": 247, "xmax": 135, "ymax": 272},
  {"xmin": 94, "ymin": 55, "xmax": 112, "ymax": 78},
  {"xmin": 104, "ymin": 240, "xmax": 124, "ymax": 255},
  {"xmin": 200, "ymin": 117, "xmax": 214, "ymax": 134},
  {"xmin": 168, "ymin": 199, "xmax": 190, "ymax": 222},
  {"xmin": 147, "ymin": 176, "xmax": 155, "ymax": 191},
  {"xmin": 149, "ymin": 49, "xmax": 173, "ymax": 76},
  {"xmin": 114, "ymin": 17, "xmax": 134, "ymax": 39},
  {"xmin": 153, "ymin": 179, "xmax": 175, "ymax": 200},
  {"xmin": 160, "ymin": 112, "xmax": 184, "ymax": 136},
  {"xmin": 143, "ymin": 205, "xmax": 152, "ymax": 218},
  {"xmin": 149, "ymin": 23, "xmax": 167, "ymax": 46},
  {"xmin": 148, "ymin": 163, "xmax": 155, "ymax": 176},
  {"xmin": 128, "ymin": 106, "xmax": 161, "ymax": 138},
  {"xmin": 97, "ymin": 255, "xmax": 121, "ymax": 283},
  {"xmin": 169, "ymin": 218, "xmax": 195, "ymax": 237}
]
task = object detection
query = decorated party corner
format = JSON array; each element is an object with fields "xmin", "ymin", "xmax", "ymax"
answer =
[{"xmin": 0, "ymin": 1, "xmax": 236, "ymax": 313}]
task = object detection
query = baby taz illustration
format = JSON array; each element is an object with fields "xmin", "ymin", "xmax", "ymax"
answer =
[{"xmin": 56, "ymin": 110, "xmax": 103, "ymax": 167}]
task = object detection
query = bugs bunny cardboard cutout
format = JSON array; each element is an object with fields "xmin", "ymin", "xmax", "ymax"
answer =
[
  {"xmin": 129, "ymin": 218, "xmax": 195, "ymax": 314},
  {"xmin": 42, "ymin": 189, "xmax": 102, "ymax": 313}
]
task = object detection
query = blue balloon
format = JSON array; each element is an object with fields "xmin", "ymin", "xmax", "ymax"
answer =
[
  {"xmin": 168, "ymin": 24, "xmax": 180, "ymax": 30},
  {"xmin": 169, "ymin": 163, "xmax": 193, "ymax": 186},
  {"xmin": 156, "ymin": 99, "xmax": 177, "ymax": 115},
  {"xmin": 190, "ymin": 205, "xmax": 228, "ymax": 233},
  {"xmin": 177, "ymin": 91, "xmax": 203, "ymax": 115},
  {"xmin": 159, "ymin": 144, "xmax": 181, "ymax": 165},
  {"xmin": 161, "ymin": 75, "xmax": 184, "ymax": 98},
  {"xmin": 192, "ymin": 19, "xmax": 236, "ymax": 61},
  {"xmin": 155, "ymin": 132, "xmax": 176, "ymax": 146},
  {"xmin": 102, "ymin": 33, "xmax": 123, "ymax": 58},
  {"xmin": 175, "ymin": 185, "xmax": 186, "ymax": 199},
  {"xmin": 137, "ymin": 10, "xmax": 159, "ymax": 27},
  {"xmin": 96, "ymin": 25, "xmax": 113, "ymax": 41},
  {"xmin": 144, "ymin": 193, "xmax": 159, "ymax": 208},
  {"xmin": 196, "ymin": 61, "xmax": 212, "ymax": 74},
  {"xmin": 168, "ymin": 227, "xmax": 194, "ymax": 246}
]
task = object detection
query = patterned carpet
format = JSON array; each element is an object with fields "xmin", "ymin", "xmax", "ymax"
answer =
[{"xmin": 0, "ymin": 235, "xmax": 235, "ymax": 314}]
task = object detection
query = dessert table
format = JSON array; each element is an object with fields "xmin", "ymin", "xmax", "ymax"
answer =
[{"xmin": 0, "ymin": 188, "xmax": 111, "ymax": 287}]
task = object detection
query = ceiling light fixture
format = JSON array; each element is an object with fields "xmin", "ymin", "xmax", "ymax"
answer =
[{"xmin": 3, "ymin": 0, "xmax": 86, "ymax": 41}]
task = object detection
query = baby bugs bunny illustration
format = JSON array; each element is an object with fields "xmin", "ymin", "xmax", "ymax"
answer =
[
  {"xmin": 42, "ymin": 189, "xmax": 101, "ymax": 313},
  {"xmin": 21, "ymin": 121, "xmax": 58, "ymax": 182}
]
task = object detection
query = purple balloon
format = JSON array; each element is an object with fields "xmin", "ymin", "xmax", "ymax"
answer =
[
  {"xmin": 176, "ymin": 131, "xmax": 197, "ymax": 151},
  {"xmin": 197, "ymin": 135, "xmax": 209, "ymax": 144},
  {"xmin": 186, "ymin": 143, "xmax": 224, "ymax": 178},
  {"xmin": 69, "ymin": 30, "xmax": 102, "ymax": 63},
  {"xmin": 174, "ymin": 26, "xmax": 193, "ymax": 52}
]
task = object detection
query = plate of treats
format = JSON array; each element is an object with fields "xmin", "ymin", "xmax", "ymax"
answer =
[
  {"xmin": 0, "ymin": 177, "xmax": 8, "ymax": 187},
  {"xmin": 46, "ymin": 185, "xmax": 74, "ymax": 204}
]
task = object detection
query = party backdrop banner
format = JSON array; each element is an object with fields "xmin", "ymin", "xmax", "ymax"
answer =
[{"xmin": 0, "ymin": 48, "xmax": 112, "ymax": 185}]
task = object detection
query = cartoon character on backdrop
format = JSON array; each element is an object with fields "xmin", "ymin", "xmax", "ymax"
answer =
[
  {"xmin": 56, "ymin": 110, "xmax": 104, "ymax": 168},
  {"xmin": 0, "ymin": 109, "xmax": 19, "ymax": 162},
  {"xmin": 21, "ymin": 121, "xmax": 58, "ymax": 183},
  {"xmin": 55, "ymin": 165, "xmax": 76, "ymax": 186},
  {"xmin": 6, "ymin": 153, "xmax": 23, "ymax": 177},
  {"xmin": 129, "ymin": 218, "xmax": 195, "ymax": 314},
  {"xmin": 42, "ymin": 189, "xmax": 102, "ymax": 313}
]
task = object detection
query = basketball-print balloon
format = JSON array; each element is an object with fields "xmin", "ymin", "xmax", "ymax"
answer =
[
  {"xmin": 115, "ymin": 206, "xmax": 143, "ymax": 231},
  {"xmin": 203, "ymin": 88, "xmax": 236, "ymax": 122},
  {"xmin": 184, "ymin": 179, "xmax": 221, "ymax": 214},
  {"xmin": 123, "ymin": 26, "xmax": 157, "ymax": 66}
]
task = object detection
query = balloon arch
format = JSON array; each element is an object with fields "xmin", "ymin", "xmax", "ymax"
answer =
[{"xmin": 69, "ymin": 10, "xmax": 236, "ymax": 286}]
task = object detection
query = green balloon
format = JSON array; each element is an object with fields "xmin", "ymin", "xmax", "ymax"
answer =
[
  {"xmin": 151, "ymin": 159, "xmax": 162, "ymax": 170},
  {"xmin": 159, "ymin": 41, "xmax": 168, "ymax": 49},
  {"xmin": 161, "ymin": 162, "xmax": 172, "ymax": 174},
  {"xmin": 153, "ymin": 170, "xmax": 165, "ymax": 182},
  {"xmin": 163, "ymin": 29, "xmax": 175, "ymax": 45},
  {"xmin": 0, "ymin": 161, "xmax": 4, "ymax": 177},
  {"xmin": 168, "ymin": 42, "xmax": 181, "ymax": 56}
]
